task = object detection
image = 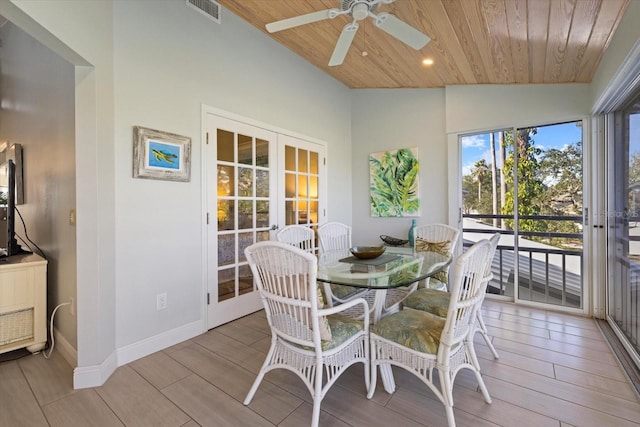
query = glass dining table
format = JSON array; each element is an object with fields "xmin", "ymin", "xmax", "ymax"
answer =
[{"xmin": 317, "ymin": 248, "xmax": 452, "ymax": 323}]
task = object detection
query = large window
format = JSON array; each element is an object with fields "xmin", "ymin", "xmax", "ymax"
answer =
[
  {"xmin": 461, "ymin": 122, "xmax": 584, "ymax": 309},
  {"xmin": 608, "ymin": 88, "xmax": 640, "ymax": 361}
]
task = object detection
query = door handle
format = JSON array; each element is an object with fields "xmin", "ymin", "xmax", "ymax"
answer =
[{"xmin": 270, "ymin": 224, "xmax": 279, "ymax": 230}]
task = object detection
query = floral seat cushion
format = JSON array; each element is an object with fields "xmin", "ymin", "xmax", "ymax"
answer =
[
  {"xmin": 292, "ymin": 313, "xmax": 364, "ymax": 351},
  {"xmin": 331, "ymin": 284, "xmax": 362, "ymax": 300},
  {"xmin": 316, "ymin": 284, "xmax": 333, "ymax": 341},
  {"xmin": 402, "ymin": 288, "xmax": 450, "ymax": 317},
  {"xmin": 323, "ymin": 313, "xmax": 365, "ymax": 350},
  {"xmin": 371, "ymin": 309, "xmax": 445, "ymax": 354},
  {"xmin": 414, "ymin": 238, "xmax": 452, "ymax": 286}
]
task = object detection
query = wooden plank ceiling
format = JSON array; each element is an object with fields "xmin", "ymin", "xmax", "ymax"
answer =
[{"xmin": 218, "ymin": 0, "xmax": 629, "ymax": 89}]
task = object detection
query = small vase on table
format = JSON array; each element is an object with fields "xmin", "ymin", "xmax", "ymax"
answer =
[{"xmin": 408, "ymin": 219, "xmax": 417, "ymax": 248}]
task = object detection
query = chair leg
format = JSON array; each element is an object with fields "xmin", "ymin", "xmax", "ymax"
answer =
[
  {"xmin": 465, "ymin": 338, "xmax": 492, "ymax": 405},
  {"xmin": 311, "ymin": 398, "xmax": 322, "ymax": 427},
  {"xmin": 311, "ymin": 361, "xmax": 324, "ymax": 427},
  {"xmin": 445, "ymin": 404, "xmax": 456, "ymax": 427},
  {"xmin": 476, "ymin": 311, "xmax": 499, "ymax": 359},
  {"xmin": 243, "ymin": 371, "xmax": 266, "ymax": 405},
  {"xmin": 438, "ymin": 368, "xmax": 456, "ymax": 427},
  {"xmin": 367, "ymin": 363, "xmax": 378, "ymax": 399},
  {"xmin": 363, "ymin": 362, "xmax": 370, "ymax": 394},
  {"xmin": 474, "ymin": 369, "xmax": 492, "ymax": 404},
  {"xmin": 379, "ymin": 363, "xmax": 397, "ymax": 394},
  {"xmin": 244, "ymin": 341, "xmax": 276, "ymax": 405}
]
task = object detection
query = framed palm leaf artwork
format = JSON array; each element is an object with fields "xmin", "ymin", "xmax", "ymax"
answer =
[{"xmin": 369, "ymin": 147, "xmax": 420, "ymax": 217}]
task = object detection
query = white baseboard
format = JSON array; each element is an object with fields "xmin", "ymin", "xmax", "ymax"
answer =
[
  {"xmin": 73, "ymin": 350, "xmax": 117, "ymax": 389},
  {"xmin": 117, "ymin": 320, "xmax": 204, "ymax": 366},
  {"xmin": 72, "ymin": 320, "xmax": 204, "ymax": 389},
  {"xmin": 52, "ymin": 327, "xmax": 77, "ymax": 367}
]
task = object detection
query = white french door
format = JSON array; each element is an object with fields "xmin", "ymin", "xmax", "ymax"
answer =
[{"xmin": 205, "ymin": 111, "xmax": 327, "ymax": 329}]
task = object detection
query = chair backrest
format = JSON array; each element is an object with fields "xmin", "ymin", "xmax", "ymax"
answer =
[
  {"xmin": 276, "ymin": 225, "xmax": 316, "ymax": 253},
  {"xmin": 484, "ymin": 233, "xmax": 500, "ymax": 279},
  {"xmin": 438, "ymin": 239, "xmax": 491, "ymax": 356},
  {"xmin": 244, "ymin": 241, "xmax": 327, "ymax": 346},
  {"xmin": 317, "ymin": 222, "xmax": 352, "ymax": 254},
  {"xmin": 413, "ymin": 223, "xmax": 461, "ymax": 289},
  {"xmin": 413, "ymin": 223, "xmax": 461, "ymax": 256}
]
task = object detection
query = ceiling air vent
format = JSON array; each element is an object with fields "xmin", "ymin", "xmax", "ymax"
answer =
[{"xmin": 186, "ymin": 0, "xmax": 221, "ymax": 23}]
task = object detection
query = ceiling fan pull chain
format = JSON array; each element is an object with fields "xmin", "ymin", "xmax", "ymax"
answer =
[{"xmin": 362, "ymin": 19, "xmax": 368, "ymax": 57}]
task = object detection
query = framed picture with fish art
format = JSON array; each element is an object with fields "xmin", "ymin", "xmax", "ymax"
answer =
[{"xmin": 133, "ymin": 126, "xmax": 191, "ymax": 182}]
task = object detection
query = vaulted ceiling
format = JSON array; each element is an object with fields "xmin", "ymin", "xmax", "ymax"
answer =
[{"xmin": 218, "ymin": 0, "xmax": 629, "ymax": 89}]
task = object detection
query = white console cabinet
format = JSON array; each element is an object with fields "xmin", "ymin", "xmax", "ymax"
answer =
[{"xmin": 0, "ymin": 253, "xmax": 47, "ymax": 354}]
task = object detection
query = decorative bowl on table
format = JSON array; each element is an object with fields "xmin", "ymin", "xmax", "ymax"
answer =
[
  {"xmin": 380, "ymin": 235, "xmax": 409, "ymax": 246},
  {"xmin": 350, "ymin": 246, "xmax": 386, "ymax": 259}
]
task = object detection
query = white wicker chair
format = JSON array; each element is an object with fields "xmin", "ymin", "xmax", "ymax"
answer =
[
  {"xmin": 317, "ymin": 222, "xmax": 352, "ymax": 254},
  {"xmin": 276, "ymin": 224, "xmax": 316, "ymax": 253},
  {"xmin": 368, "ymin": 240, "xmax": 492, "ymax": 427},
  {"xmin": 402, "ymin": 233, "xmax": 501, "ymax": 359},
  {"xmin": 243, "ymin": 241, "xmax": 370, "ymax": 427},
  {"xmin": 317, "ymin": 222, "xmax": 368, "ymax": 306},
  {"xmin": 380, "ymin": 223, "xmax": 461, "ymax": 316},
  {"xmin": 413, "ymin": 223, "xmax": 461, "ymax": 291}
]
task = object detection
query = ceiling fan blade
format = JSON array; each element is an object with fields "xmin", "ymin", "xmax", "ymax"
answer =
[
  {"xmin": 329, "ymin": 22, "xmax": 359, "ymax": 66},
  {"xmin": 373, "ymin": 13, "xmax": 430, "ymax": 50},
  {"xmin": 266, "ymin": 9, "xmax": 336, "ymax": 33}
]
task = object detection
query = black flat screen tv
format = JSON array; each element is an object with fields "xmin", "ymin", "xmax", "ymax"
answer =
[{"xmin": 0, "ymin": 159, "xmax": 20, "ymax": 257}]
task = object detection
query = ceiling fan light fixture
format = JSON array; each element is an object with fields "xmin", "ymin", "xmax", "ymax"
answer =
[{"xmin": 351, "ymin": 3, "xmax": 370, "ymax": 21}]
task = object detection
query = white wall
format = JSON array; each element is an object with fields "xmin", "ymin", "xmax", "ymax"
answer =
[
  {"xmin": 351, "ymin": 89, "xmax": 446, "ymax": 245},
  {"xmin": 112, "ymin": 1, "xmax": 351, "ymax": 348},
  {"xmin": 591, "ymin": 0, "xmax": 640, "ymax": 107},
  {"xmin": 0, "ymin": 20, "xmax": 77, "ymax": 347},
  {"xmin": 445, "ymin": 84, "xmax": 591, "ymax": 134}
]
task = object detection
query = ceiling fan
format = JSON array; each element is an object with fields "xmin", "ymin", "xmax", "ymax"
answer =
[{"xmin": 265, "ymin": 0, "xmax": 431, "ymax": 67}]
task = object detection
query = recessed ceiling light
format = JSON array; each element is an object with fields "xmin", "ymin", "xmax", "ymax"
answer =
[{"xmin": 422, "ymin": 58, "xmax": 434, "ymax": 66}]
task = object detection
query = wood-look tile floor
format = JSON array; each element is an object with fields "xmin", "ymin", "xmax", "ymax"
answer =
[{"xmin": 2, "ymin": 299, "xmax": 640, "ymax": 426}]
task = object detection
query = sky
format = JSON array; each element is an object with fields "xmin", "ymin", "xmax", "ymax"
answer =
[{"xmin": 461, "ymin": 121, "xmax": 583, "ymax": 176}]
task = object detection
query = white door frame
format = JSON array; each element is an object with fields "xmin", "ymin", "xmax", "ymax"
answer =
[{"xmin": 201, "ymin": 105, "xmax": 328, "ymax": 329}]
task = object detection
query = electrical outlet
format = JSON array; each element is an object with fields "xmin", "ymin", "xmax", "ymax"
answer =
[
  {"xmin": 69, "ymin": 297, "xmax": 75, "ymax": 316},
  {"xmin": 157, "ymin": 293, "xmax": 167, "ymax": 310}
]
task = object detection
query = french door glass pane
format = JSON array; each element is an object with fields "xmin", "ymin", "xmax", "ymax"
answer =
[
  {"xmin": 256, "ymin": 170, "xmax": 269, "ymax": 197},
  {"xmin": 256, "ymin": 139, "xmax": 269, "ymax": 167},
  {"xmin": 217, "ymin": 129, "xmax": 234, "ymax": 162},
  {"xmin": 238, "ymin": 134, "xmax": 252, "ymax": 164}
]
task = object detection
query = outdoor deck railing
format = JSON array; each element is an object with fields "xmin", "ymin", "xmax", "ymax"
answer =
[{"xmin": 463, "ymin": 213, "xmax": 583, "ymax": 308}]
